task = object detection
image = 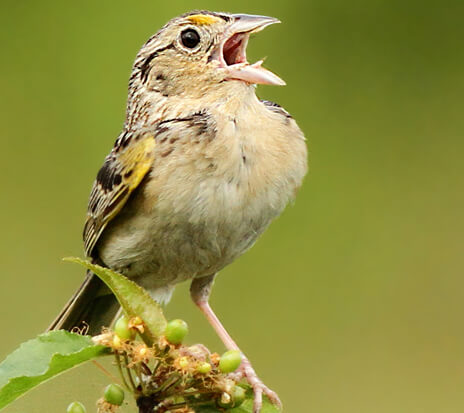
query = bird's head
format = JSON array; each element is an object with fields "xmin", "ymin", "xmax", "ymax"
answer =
[{"xmin": 130, "ymin": 11, "xmax": 284, "ymax": 101}]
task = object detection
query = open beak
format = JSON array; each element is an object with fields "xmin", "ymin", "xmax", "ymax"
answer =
[{"xmin": 214, "ymin": 14, "xmax": 285, "ymax": 86}]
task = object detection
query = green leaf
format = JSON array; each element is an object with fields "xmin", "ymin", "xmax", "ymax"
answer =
[
  {"xmin": 64, "ymin": 257, "xmax": 167, "ymax": 346},
  {"xmin": 196, "ymin": 388, "xmax": 281, "ymax": 413},
  {"xmin": 228, "ymin": 396, "xmax": 280, "ymax": 413},
  {"xmin": 0, "ymin": 331, "xmax": 108, "ymax": 410}
]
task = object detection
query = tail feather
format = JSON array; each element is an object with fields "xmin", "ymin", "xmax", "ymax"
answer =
[{"xmin": 47, "ymin": 270, "xmax": 120, "ymax": 336}]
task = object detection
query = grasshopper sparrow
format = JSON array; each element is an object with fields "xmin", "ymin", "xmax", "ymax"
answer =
[{"xmin": 50, "ymin": 11, "xmax": 307, "ymax": 412}]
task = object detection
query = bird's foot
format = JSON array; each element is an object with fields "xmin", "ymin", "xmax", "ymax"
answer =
[{"xmin": 231, "ymin": 357, "xmax": 282, "ymax": 412}]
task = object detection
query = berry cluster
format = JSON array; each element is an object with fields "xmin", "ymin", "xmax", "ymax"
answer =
[{"xmin": 67, "ymin": 316, "xmax": 246, "ymax": 412}]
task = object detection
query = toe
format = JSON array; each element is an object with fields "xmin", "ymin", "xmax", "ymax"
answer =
[
  {"xmin": 264, "ymin": 387, "xmax": 282, "ymax": 409},
  {"xmin": 252, "ymin": 387, "xmax": 263, "ymax": 413},
  {"xmin": 236, "ymin": 358, "xmax": 282, "ymax": 412}
]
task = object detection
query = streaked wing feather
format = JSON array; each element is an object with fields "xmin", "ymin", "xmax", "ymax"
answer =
[{"xmin": 83, "ymin": 131, "xmax": 156, "ymax": 257}]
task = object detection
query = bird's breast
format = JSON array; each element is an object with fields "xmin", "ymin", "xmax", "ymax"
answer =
[{"xmin": 97, "ymin": 97, "xmax": 307, "ymax": 288}]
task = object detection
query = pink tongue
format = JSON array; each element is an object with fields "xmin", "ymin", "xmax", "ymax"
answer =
[
  {"xmin": 225, "ymin": 61, "xmax": 286, "ymax": 86},
  {"xmin": 223, "ymin": 34, "xmax": 247, "ymax": 65}
]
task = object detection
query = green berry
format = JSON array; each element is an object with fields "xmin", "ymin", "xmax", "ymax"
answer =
[
  {"xmin": 232, "ymin": 385, "xmax": 246, "ymax": 407},
  {"xmin": 67, "ymin": 401, "xmax": 86, "ymax": 413},
  {"xmin": 197, "ymin": 361, "xmax": 212, "ymax": 374},
  {"xmin": 216, "ymin": 385, "xmax": 247, "ymax": 409},
  {"xmin": 104, "ymin": 383, "xmax": 125, "ymax": 406},
  {"xmin": 178, "ymin": 356, "xmax": 189, "ymax": 369},
  {"xmin": 164, "ymin": 319, "xmax": 188, "ymax": 345},
  {"xmin": 114, "ymin": 315, "xmax": 135, "ymax": 340},
  {"xmin": 216, "ymin": 392, "xmax": 234, "ymax": 409},
  {"xmin": 219, "ymin": 350, "xmax": 242, "ymax": 373}
]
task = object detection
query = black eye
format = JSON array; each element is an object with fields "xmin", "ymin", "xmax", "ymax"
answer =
[{"xmin": 181, "ymin": 29, "xmax": 200, "ymax": 49}]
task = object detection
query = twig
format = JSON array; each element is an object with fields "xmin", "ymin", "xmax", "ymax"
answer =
[{"xmin": 114, "ymin": 351, "xmax": 132, "ymax": 392}]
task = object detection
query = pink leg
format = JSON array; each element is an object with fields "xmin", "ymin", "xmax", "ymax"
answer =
[{"xmin": 190, "ymin": 276, "xmax": 282, "ymax": 413}]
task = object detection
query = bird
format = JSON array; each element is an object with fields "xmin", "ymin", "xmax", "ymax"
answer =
[{"xmin": 49, "ymin": 10, "xmax": 307, "ymax": 412}]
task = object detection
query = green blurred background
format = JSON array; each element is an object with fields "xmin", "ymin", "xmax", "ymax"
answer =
[{"xmin": 1, "ymin": 0, "xmax": 463, "ymax": 412}]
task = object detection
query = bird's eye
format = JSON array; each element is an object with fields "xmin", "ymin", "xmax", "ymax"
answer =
[{"xmin": 180, "ymin": 29, "xmax": 200, "ymax": 49}]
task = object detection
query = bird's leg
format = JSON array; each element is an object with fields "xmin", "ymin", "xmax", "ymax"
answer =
[{"xmin": 190, "ymin": 275, "xmax": 282, "ymax": 413}]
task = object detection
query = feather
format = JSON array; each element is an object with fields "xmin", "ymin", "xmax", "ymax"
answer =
[{"xmin": 83, "ymin": 131, "xmax": 156, "ymax": 257}]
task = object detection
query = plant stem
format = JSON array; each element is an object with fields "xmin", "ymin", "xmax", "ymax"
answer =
[
  {"xmin": 124, "ymin": 353, "xmax": 138, "ymax": 391},
  {"xmin": 114, "ymin": 351, "xmax": 132, "ymax": 391}
]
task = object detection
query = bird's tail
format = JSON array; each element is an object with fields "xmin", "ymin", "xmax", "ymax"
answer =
[{"xmin": 47, "ymin": 270, "xmax": 120, "ymax": 336}]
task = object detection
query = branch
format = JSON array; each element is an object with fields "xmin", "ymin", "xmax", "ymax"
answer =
[{"xmin": 0, "ymin": 259, "xmax": 280, "ymax": 413}]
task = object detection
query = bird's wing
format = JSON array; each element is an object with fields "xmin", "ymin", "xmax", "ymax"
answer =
[{"xmin": 83, "ymin": 130, "xmax": 156, "ymax": 257}]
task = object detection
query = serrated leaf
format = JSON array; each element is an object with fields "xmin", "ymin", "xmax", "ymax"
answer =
[
  {"xmin": 0, "ymin": 331, "xmax": 108, "ymax": 410},
  {"xmin": 64, "ymin": 257, "xmax": 167, "ymax": 346}
]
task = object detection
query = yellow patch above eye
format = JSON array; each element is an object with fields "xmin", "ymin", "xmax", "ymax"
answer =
[{"xmin": 187, "ymin": 14, "xmax": 222, "ymax": 25}]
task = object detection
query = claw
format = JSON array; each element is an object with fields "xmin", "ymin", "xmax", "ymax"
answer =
[
  {"xmin": 234, "ymin": 357, "xmax": 282, "ymax": 412},
  {"xmin": 190, "ymin": 295, "xmax": 282, "ymax": 411}
]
